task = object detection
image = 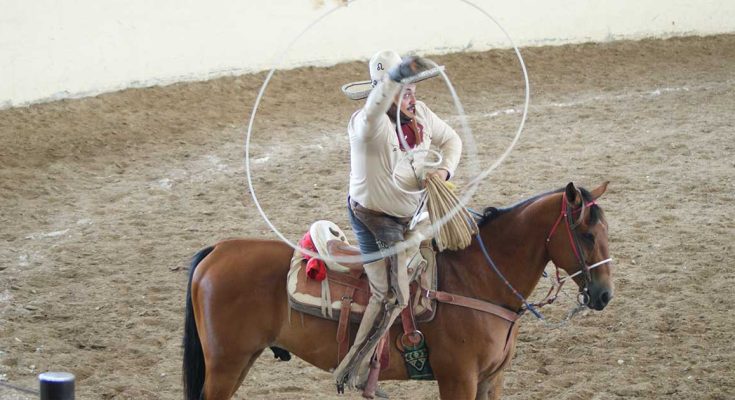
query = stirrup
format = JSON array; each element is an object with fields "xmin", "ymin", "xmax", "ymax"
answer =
[{"xmin": 336, "ymin": 381, "xmax": 345, "ymax": 394}]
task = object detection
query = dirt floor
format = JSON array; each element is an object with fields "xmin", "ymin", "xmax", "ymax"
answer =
[{"xmin": 0, "ymin": 34, "xmax": 733, "ymax": 399}]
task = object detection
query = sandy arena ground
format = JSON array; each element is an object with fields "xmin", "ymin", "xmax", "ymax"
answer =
[{"xmin": 0, "ymin": 35, "xmax": 733, "ymax": 399}]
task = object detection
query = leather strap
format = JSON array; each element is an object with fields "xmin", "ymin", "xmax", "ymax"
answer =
[
  {"xmin": 380, "ymin": 333, "xmax": 390, "ymax": 367},
  {"xmin": 336, "ymin": 289, "xmax": 355, "ymax": 363},
  {"xmin": 400, "ymin": 283, "xmax": 422, "ymax": 346},
  {"xmin": 424, "ymin": 289, "xmax": 522, "ymax": 323},
  {"xmin": 328, "ymin": 270, "xmax": 365, "ymax": 290}
]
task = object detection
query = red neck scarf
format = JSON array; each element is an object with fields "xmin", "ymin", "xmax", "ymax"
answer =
[
  {"xmin": 387, "ymin": 104, "xmax": 424, "ymax": 150},
  {"xmin": 398, "ymin": 119, "xmax": 424, "ymax": 150}
]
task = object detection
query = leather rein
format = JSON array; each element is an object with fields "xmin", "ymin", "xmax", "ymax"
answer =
[{"xmin": 424, "ymin": 190, "xmax": 611, "ymax": 322}]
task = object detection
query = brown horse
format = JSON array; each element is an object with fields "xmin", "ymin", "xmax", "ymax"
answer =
[{"xmin": 183, "ymin": 181, "xmax": 614, "ymax": 400}]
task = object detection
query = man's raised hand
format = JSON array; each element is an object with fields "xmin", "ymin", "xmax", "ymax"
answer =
[{"xmin": 388, "ymin": 56, "xmax": 433, "ymax": 83}]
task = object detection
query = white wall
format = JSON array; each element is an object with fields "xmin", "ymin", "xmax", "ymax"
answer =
[{"xmin": 1, "ymin": 0, "xmax": 734, "ymax": 108}]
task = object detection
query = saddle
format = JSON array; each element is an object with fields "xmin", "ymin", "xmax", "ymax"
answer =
[{"xmin": 287, "ymin": 220, "xmax": 439, "ymax": 362}]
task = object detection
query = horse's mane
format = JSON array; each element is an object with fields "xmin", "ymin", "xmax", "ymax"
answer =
[{"xmin": 476, "ymin": 186, "xmax": 603, "ymax": 227}]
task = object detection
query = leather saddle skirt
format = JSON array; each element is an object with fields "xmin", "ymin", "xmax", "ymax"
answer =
[{"xmin": 287, "ymin": 221, "xmax": 438, "ymax": 323}]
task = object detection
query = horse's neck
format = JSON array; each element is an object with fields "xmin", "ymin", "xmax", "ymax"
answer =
[{"xmin": 440, "ymin": 195, "xmax": 559, "ymax": 310}]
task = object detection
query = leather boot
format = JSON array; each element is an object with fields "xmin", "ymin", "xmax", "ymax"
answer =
[
  {"xmin": 350, "ymin": 247, "xmax": 413, "ymax": 392},
  {"xmin": 334, "ymin": 258, "xmax": 390, "ymax": 388}
]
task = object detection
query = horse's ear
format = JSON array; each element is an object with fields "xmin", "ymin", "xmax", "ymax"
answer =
[
  {"xmin": 565, "ymin": 182, "xmax": 580, "ymax": 205},
  {"xmin": 590, "ymin": 181, "xmax": 610, "ymax": 200}
]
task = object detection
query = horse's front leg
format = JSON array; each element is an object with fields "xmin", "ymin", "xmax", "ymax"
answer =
[
  {"xmin": 436, "ymin": 373, "xmax": 478, "ymax": 399},
  {"xmin": 475, "ymin": 370, "xmax": 505, "ymax": 400},
  {"xmin": 475, "ymin": 379, "xmax": 490, "ymax": 400},
  {"xmin": 476, "ymin": 324, "xmax": 518, "ymax": 400}
]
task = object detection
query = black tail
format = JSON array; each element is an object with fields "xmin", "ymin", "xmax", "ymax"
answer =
[
  {"xmin": 183, "ymin": 246, "xmax": 214, "ymax": 400},
  {"xmin": 270, "ymin": 346, "xmax": 292, "ymax": 361}
]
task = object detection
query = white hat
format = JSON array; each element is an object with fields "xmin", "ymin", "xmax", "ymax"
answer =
[{"xmin": 341, "ymin": 50, "xmax": 445, "ymax": 100}]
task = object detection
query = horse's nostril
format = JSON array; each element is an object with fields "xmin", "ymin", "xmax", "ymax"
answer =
[{"xmin": 600, "ymin": 291, "xmax": 611, "ymax": 305}]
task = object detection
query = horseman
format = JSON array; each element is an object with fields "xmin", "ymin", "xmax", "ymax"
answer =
[{"xmin": 335, "ymin": 50, "xmax": 463, "ymax": 391}]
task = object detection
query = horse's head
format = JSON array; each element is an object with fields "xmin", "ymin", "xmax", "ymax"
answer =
[{"xmin": 546, "ymin": 181, "xmax": 613, "ymax": 311}]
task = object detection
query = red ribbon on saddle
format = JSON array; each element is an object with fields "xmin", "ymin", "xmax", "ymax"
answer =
[{"xmin": 299, "ymin": 231, "xmax": 327, "ymax": 281}]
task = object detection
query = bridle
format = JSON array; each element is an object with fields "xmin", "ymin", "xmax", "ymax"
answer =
[
  {"xmin": 540, "ymin": 190, "xmax": 612, "ymax": 306},
  {"xmin": 466, "ymin": 189, "xmax": 612, "ymax": 322}
]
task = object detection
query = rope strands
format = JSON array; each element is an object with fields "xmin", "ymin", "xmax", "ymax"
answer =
[{"xmin": 426, "ymin": 175, "xmax": 478, "ymax": 251}]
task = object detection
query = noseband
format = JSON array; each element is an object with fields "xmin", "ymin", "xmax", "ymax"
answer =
[{"xmin": 544, "ymin": 190, "xmax": 612, "ymax": 305}]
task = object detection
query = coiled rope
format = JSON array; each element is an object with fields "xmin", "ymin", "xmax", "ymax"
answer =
[{"xmin": 426, "ymin": 175, "xmax": 478, "ymax": 251}]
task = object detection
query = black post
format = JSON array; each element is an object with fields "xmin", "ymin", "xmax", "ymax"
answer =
[{"xmin": 38, "ymin": 372, "xmax": 75, "ymax": 400}]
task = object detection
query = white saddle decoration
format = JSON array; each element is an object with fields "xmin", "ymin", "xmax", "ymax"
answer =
[{"xmin": 309, "ymin": 220, "xmax": 353, "ymax": 273}]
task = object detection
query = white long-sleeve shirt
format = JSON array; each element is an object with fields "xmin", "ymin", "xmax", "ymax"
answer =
[{"xmin": 348, "ymin": 100, "xmax": 462, "ymax": 218}]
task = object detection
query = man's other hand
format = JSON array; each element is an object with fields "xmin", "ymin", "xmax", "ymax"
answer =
[{"xmin": 424, "ymin": 169, "xmax": 449, "ymax": 185}]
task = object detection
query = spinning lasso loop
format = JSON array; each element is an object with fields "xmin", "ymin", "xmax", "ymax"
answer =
[{"xmin": 245, "ymin": 0, "xmax": 530, "ymax": 264}]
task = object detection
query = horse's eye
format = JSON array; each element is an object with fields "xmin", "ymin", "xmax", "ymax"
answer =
[{"xmin": 582, "ymin": 233, "xmax": 595, "ymax": 244}]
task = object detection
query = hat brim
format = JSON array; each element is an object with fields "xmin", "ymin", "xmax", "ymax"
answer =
[{"xmin": 341, "ymin": 65, "xmax": 446, "ymax": 100}]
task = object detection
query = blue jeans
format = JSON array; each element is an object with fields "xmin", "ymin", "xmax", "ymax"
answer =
[{"xmin": 347, "ymin": 198, "xmax": 381, "ymax": 262}]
